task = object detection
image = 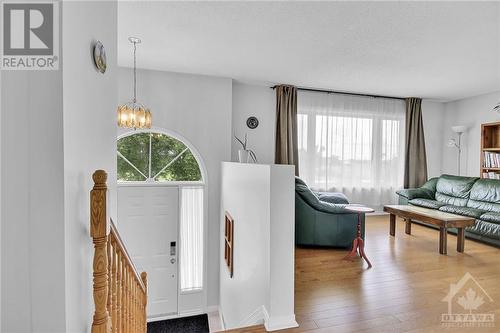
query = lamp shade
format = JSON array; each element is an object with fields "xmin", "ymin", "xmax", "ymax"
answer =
[{"xmin": 451, "ymin": 125, "xmax": 467, "ymax": 134}]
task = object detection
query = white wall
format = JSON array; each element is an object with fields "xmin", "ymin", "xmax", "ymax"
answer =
[
  {"xmin": 2, "ymin": 2, "xmax": 118, "ymax": 332},
  {"xmin": 62, "ymin": 1, "xmax": 118, "ymax": 332},
  {"xmin": 220, "ymin": 163, "xmax": 270, "ymax": 329},
  {"xmin": 232, "ymin": 82, "xmax": 275, "ymax": 164},
  {"xmin": 441, "ymin": 91, "xmax": 500, "ymax": 176},
  {"xmin": 422, "ymin": 101, "xmax": 446, "ymax": 178},
  {"xmin": 231, "ymin": 82, "xmax": 447, "ymax": 179},
  {"xmin": 220, "ymin": 162, "xmax": 296, "ymax": 331},
  {"xmin": 118, "ymin": 68, "xmax": 233, "ymax": 308},
  {"xmin": 1, "ymin": 71, "xmax": 66, "ymax": 333},
  {"xmin": 266, "ymin": 166, "xmax": 296, "ymax": 331}
]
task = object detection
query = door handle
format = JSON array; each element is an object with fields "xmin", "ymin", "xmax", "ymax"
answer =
[{"xmin": 170, "ymin": 258, "xmax": 176, "ymax": 264}]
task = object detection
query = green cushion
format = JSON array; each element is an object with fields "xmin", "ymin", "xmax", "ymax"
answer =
[
  {"xmin": 295, "ymin": 176, "xmax": 307, "ymax": 186},
  {"xmin": 421, "ymin": 177, "xmax": 439, "ymax": 193},
  {"xmin": 316, "ymin": 192, "xmax": 349, "ymax": 204},
  {"xmin": 396, "ymin": 177, "xmax": 438, "ymax": 201},
  {"xmin": 467, "ymin": 178, "xmax": 500, "ymax": 213},
  {"xmin": 479, "ymin": 212, "xmax": 500, "ymax": 224},
  {"xmin": 438, "ymin": 205, "xmax": 486, "ymax": 218},
  {"xmin": 409, "ymin": 198, "xmax": 446, "ymax": 209},
  {"xmin": 397, "ymin": 188, "xmax": 434, "ymax": 200},
  {"xmin": 435, "ymin": 174, "xmax": 479, "ymax": 206},
  {"xmin": 467, "ymin": 220, "xmax": 500, "ymax": 239},
  {"xmin": 295, "ymin": 184, "xmax": 348, "ymax": 214}
]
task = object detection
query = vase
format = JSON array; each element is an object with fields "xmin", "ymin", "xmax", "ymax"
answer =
[{"xmin": 238, "ymin": 149, "xmax": 250, "ymax": 163}]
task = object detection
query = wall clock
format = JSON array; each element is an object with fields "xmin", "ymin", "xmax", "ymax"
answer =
[
  {"xmin": 246, "ymin": 116, "xmax": 259, "ymax": 129},
  {"xmin": 93, "ymin": 41, "xmax": 107, "ymax": 74}
]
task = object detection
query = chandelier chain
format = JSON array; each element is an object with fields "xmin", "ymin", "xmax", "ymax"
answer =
[{"xmin": 133, "ymin": 40, "xmax": 137, "ymax": 103}]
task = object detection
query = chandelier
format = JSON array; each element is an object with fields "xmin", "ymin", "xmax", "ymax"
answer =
[{"xmin": 117, "ymin": 37, "xmax": 152, "ymax": 129}]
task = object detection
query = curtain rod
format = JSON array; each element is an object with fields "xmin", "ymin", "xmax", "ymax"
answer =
[{"xmin": 270, "ymin": 85, "xmax": 405, "ymax": 101}]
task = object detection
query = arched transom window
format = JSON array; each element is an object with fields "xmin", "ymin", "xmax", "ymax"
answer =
[{"xmin": 117, "ymin": 131, "xmax": 203, "ymax": 182}]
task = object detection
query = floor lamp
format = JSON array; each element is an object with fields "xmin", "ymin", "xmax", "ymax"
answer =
[{"xmin": 447, "ymin": 125, "xmax": 467, "ymax": 175}]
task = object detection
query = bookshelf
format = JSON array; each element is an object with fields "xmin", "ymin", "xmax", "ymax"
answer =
[{"xmin": 481, "ymin": 121, "xmax": 500, "ymax": 179}]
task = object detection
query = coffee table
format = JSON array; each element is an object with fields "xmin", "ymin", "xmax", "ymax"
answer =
[
  {"xmin": 344, "ymin": 205, "xmax": 375, "ymax": 268},
  {"xmin": 383, "ymin": 205, "xmax": 476, "ymax": 255}
]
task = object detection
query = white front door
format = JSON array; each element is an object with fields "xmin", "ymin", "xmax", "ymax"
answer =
[{"xmin": 117, "ymin": 186, "xmax": 179, "ymax": 318}]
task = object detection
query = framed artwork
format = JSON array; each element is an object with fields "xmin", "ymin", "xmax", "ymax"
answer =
[{"xmin": 224, "ymin": 211, "xmax": 234, "ymax": 278}]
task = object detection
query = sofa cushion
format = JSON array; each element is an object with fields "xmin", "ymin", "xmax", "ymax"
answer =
[
  {"xmin": 438, "ymin": 205, "xmax": 486, "ymax": 218},
  {"xmin": 409, "ymin": 198, "xmax": 446, "ymax": 209},
  {"xmin": 479, "ymin": 212, "xmax": 500, "ymax": 224},
  {"xmin": 467, "ymin": 220, "xmax": 500, "ymax": 239},
  {"xmin": 467, "ymin": 178, "xmax": 500, "ymax": 213},
  {"xmin": 396, "ymin": 177, "xmax": 439, "ymax": 200},
  {"xmin": 435, "ymin": 175, "xmax": 479, "ymax": 206},
  {"xmin": 421, "ymin": 177, "xmax": 439, "ymax": 193},
  {"xmin": 295, "ymin": 176, "xmax": 307, "ymax": 186},
  {"xmin": 316, "ymin": 192, "xmax": 349, "ymax": 204},
  {"xmin": 397, "ymin": 188, "xmax": 434, "ymax": 200},
  {"xmin": 295, "ymin": 184, "xmax": 348, "ymax": 214}
]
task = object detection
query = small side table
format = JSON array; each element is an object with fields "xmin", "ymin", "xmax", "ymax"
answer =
[{"xmin": 343, "ymin": 205, "xmax": 374, "ymax": 268}]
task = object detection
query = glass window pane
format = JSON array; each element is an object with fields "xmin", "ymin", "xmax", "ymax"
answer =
[
  {"xmin": 150, "ymin": 133, "xmax": 190, "ymax": 177},
  {"xmin": 117, "ymin": 133, "xmax": 150, "ymax": 177},
  {"xmin": 180, "ymin": 187, "xmax": 203, "ymax": 292},
  {"xmin": 155, "ymin": 149, "xmax": 202, "ymax": 182},
  {"xmin": 117, "ymin": 155, "xmax": 147, "ymax": 181},
  {"xmin": 117, "ymin": 131, "xmax": 203, "ymax": 182}
]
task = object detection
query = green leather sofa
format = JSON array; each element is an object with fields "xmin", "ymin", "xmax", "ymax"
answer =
[
  {"xmin": 295, "ymin": 177, "xmax": 365, "ymax": 247},
  {"xmin": 397, "ymin": 174, "xmax": 500, "ymax": 247}
]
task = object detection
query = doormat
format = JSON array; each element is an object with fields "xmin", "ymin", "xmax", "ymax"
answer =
[{"xmin": 147, "ymin": 314, "xmax": 210, "ymax": 333}]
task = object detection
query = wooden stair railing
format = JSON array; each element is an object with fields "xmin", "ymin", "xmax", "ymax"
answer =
[{"xmin": 90, "ymin": 170, "xmax": 148, "ymax": 333}]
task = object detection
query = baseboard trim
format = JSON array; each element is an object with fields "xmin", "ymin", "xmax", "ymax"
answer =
[
  {"xmin": 263, "ymin": 307, "xmax": 299, "ymax": 332},
  {"xmin": 238, "ymin": 305, "xmax": 265, "ymax": 328},
  {"xmin": 206, "ymin": 305, "xmax": 219, "ymax": 313},
  {"xmin": 218, "ymin": 306, "xmax": 226, "ymax": 331}
]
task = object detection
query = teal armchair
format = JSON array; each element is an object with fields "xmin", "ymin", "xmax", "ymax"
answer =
[{"xmin": 295, "ymin": 177, "xmax": 365, "ymax": 248}]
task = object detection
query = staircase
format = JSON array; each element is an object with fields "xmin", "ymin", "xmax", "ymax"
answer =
[{"xmin": 90, "ymin": 170, "xmax": 148, "ymax": 333}]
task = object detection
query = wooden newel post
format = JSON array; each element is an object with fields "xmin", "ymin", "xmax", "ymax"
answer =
[
  {"xmin": 141, "ymin": 272, "xmax": 148, "ymax": 332},
  {"xmin": 90, "ymin": 170, "xmax": 112, "ymax": 333}
]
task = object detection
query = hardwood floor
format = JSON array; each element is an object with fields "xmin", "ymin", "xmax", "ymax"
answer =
[{"xmin": 223, "ymin": 215, "xmax": 500, "ymax": 333}]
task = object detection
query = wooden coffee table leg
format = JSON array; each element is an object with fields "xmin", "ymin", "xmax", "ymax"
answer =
[
  {"xmin": 390, "ymin": 214, "xmax": 396, "ymax": 236},
  {"xmin": 405, "ymin": 218, "xmax": 412, "ymax": 235},
  {"xmin": 439, "ymin": 227, "xmax": 448, "ymax": 255},
  {"xmin": 457, "ymin": 228, "xmax": 465, "ymax": 253}
]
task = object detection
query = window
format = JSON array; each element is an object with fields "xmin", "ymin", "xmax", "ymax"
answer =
[
  {"xmin": 180, "ymin": 187, "xmax": 204, "ymax": 291},
  {"xmin": 117, "ymin": 132, "xmax": 202, "ymax": 182},
  {"xmin": 298, "ymin": 91, "xmax": 405, "ymax": 210}
]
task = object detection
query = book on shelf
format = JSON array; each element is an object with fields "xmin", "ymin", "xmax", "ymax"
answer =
[
  {"xmin": 482, "ymin": 171, "xmax": 500, "ymax": 179},
  {"xmin": 483, "ymin": 151, "xmax": 500, "ymax": 168}
]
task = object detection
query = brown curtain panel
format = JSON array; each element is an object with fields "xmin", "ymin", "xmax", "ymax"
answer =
[
  {"xmin": 275, "ymin": 85, "xmax": 299, "ymax": 176},
  {"xmin": 404, "ymin": 97, "xmax": 428, "ymax": 188}
]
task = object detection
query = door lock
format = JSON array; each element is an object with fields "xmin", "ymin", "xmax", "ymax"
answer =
[{"xmin": 170, "ymin": 258, "xmax": 176, "ymax": 264}]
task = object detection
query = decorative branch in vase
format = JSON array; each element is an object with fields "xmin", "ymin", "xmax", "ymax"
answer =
[{"xmin": 234, "ymin": 133, "xmax": 258, "ymax": 163}]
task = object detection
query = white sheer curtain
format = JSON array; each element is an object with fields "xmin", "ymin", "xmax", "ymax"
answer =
[
  {"xmin": 180, "ymin": 186, "xmax": 204, "ymax": 292},
  {"xmin": 297, "ymin": 91, "xmax": 405, "ymax": 211}
]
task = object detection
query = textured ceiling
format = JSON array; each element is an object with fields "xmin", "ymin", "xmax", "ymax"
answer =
[{"xmin": 118, "ymin": 1, "xmax": 500, "ymax": 101}]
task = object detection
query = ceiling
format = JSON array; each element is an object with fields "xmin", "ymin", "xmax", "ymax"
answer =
[{"xmin": 118, "ymin": 1, "xmax": 500, "ymax": 101}]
